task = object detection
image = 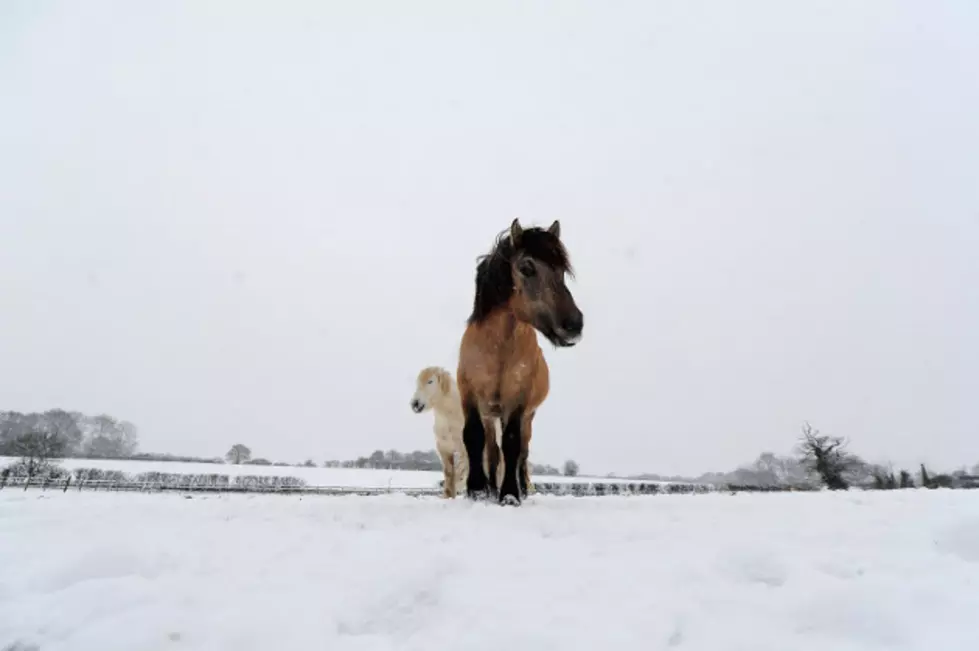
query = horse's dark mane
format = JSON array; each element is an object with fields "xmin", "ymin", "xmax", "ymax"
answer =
[{"xmin": 467, "ymin": 226, "xmax": 572, "ymax": 325}]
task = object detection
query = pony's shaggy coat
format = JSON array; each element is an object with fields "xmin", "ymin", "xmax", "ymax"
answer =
[{"xmin": 410, "ymin": 366, "xmax": 469, "ymax": 498}]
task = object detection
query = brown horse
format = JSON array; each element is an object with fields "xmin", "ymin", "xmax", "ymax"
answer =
[{"xmin": 457, "ymin": 219, "xmax": 583, "ymax": 505}]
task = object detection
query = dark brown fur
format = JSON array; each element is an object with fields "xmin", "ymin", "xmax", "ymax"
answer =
[{"xmin": 457, "ymin": 219, "xmax": 583, "ymax": 504}]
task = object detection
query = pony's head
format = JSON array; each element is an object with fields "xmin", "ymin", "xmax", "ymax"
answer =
[
  {"xmin": 411, "ymin": 366, "xmax": 453, "ymax": 413},
  {"xmin": 469, "ymin": 219, "xmax": 583, "ymax": 348}
]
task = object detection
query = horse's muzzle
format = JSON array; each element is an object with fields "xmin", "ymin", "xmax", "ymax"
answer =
[
  {"xmin": 410, "ymin": 399, "xmax": 425, "ymax": 413},
  {"xmin": 555, "ymin": 334, "xmax": 581, "ymax": 348}
]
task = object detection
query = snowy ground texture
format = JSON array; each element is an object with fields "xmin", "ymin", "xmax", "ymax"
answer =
[{"xmin": 3, "ymin": 490, "xmax": 979, "ymax": 651}]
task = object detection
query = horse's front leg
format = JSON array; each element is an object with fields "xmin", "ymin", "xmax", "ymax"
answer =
[
  {"xmin": 499, "ymin": 407, "xmax": 525, "ymax": 505},
  {"xmin": 462, "ymin": 401, "xmax": 489, "ymax": 499},
  {"xmin": 482, "ymin": 416, "xmax": 502, "ymax": 498}
]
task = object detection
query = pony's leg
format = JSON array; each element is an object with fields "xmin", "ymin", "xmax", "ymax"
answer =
[
  {"xmin": 462, "ymin": 402, "xmax": 488, "ymax": 498},
  {"xmin": 439, "ymin": 449, "xmax": 455, "ymax": 498},
  {"xmin": 499, "ymin": 407, "xmax": 525, "ymax": 505},
  {"xmin": 455, "ymin": 447, "xmax": 469, "ymax": 496}
]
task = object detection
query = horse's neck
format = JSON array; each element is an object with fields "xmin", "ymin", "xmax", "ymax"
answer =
[
  {"xmin": 434, "ymin": 384, "xmax": 464, "ymax": 421},
  {"xmin": 445, "ymin": 386, "xmax": 465, "ymax": 420},
  {"xmin": 482, "ymin": 309, "xmax": 539, "ymax": 361},
  {"xmin": 480, "ymin": 309, "xmax": 533, "ymax": 343},
  {"xmin": 484, "ymin": 308, "xmax": 518, "ymax": 334}
]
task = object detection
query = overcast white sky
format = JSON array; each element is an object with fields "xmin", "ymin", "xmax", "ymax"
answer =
[{"xmin": 1, "ymin": 0, "xmax": 977, "ymax": 476}]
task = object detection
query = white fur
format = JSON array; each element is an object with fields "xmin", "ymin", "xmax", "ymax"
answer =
[{"xmin": 411, "ymin": 367, "xmax": 468, "ymax": 497}]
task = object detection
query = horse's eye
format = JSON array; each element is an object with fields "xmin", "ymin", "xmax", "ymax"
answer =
[
  {"xmin": 519, "ymin": 260, "xmax": 536, "ymax": 277},
  {"xmin": 427, "ymin": 379, "xmax": 434, "ymax": 384}
]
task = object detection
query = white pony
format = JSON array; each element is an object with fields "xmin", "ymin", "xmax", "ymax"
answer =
[{"xmin": 410, "ymin": 366, "xmax": 469, "ymax": 498}]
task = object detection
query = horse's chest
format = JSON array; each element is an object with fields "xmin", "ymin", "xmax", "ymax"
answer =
[
  {"xmin": 433, "ymin": 412, "xmax": 461, "ymax": 447},
  {"xmin": 499, "ymin": 360, "xmax": 533, "ymax": 397},
  {"xmin": 459, "ymin": 320, "xmax": 540, "ymax": 405}
]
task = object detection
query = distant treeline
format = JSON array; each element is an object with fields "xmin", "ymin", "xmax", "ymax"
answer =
[
  {"xmin": 8, "ymin": 410, "xmax": 976, "ymax": 493},
  {"xmin": 122, "ymin": 452, "xmax": 224, "ymax": 464},
  {"xmin": 0, "ymin": 410, "xmax": 138, "ymax": 459},
  {"xmin": 628, "ymin": 423, "xmax": 979, "ymax": 492}
]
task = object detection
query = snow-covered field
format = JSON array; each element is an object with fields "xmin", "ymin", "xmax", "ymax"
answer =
[
  {"xmin": 0, "ymin": 457, "xmax": 670, "ymax": 488},
  {"xmin": 2, "ymin": 490, "xmax": 978, "ymax": 650}
]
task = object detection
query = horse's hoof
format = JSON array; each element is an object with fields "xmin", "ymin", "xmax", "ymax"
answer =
[
  {"xmin": 500, "ymin": 494, "xmax": 521, "ymax": 507},
  {"xmin": 467, "ymin": 489, "xmax": 491, "ymax": 502}
]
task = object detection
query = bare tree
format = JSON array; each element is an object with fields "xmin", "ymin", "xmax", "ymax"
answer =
[
  {"xmin": 563, "ymin": 459, "xmax": 580, "ymax": 477},
  {"xmin": 0, "ymin": 411, "xmax": 40, "ymax": 454},
  {"xmin": 117, "ymin": 420, "xmax": 139, "ymax": 455},
  {"xmin": 872, "ymin": 468, "xmax": 898, "ymax": 490},
  {"xmin": 10, "ymin": 428, "xmax": 67, "ymax": 478},
  {"xmin": 919, "ymin": 464, "xmax": 956, "ymax": 489},
  {"xmin": 226, "ymin": 444, "xmax": 252, "ymax": 465},
  {"xmin": 753, "ymin": 452, "xmax": 781, "ymax": 482},
  {"xmin": 83, "ymin": 414, "xmax": 138, "ymax": 458},
  {"xmin": 899, "ymin": 469, "xmax": 914, "ymax": 488},
  {"xmin": 40, "ymin": 409, "xmax": 84, "ymax": 455},
  {"xmin": 796, "ymin": 422, "xmax": 854, "ymax": 490}
]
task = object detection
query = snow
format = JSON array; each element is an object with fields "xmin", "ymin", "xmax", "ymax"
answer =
[
  {"xmin": 2, "ymin": 489, "xmax": 979, "ymax": 650},
  {"xmin": 0, "ymin": 457, "xmax": 672, "ymax": 488}
]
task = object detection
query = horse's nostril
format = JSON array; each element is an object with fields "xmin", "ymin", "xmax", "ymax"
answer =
[{"xmin": 563, "ymin": 312, "xmax": 583, "ymax": 333}]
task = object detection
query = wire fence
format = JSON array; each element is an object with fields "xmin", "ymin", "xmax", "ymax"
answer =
[
  {"xmin": 0, "ymin": 474, "xmax": 727, "ymax": 497},
  {"xmin": 0, "ymin": 475, "xmax": 440, "ymax": 496},
  {"xmin": 1, "ymin": 471, "xmax": 972, "ymax": 497}
]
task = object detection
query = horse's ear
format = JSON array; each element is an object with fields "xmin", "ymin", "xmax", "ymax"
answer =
[
  {"xmin": 510, "ymin": 219, "xmax": 523, "ymax": 245},
  {"xmin": 548, "ymin": 220, "xmax": 561, "ymax": 239},
  {"xmin": 438, "ymin": 370, "xmax": 451, "ymax": 395}
]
